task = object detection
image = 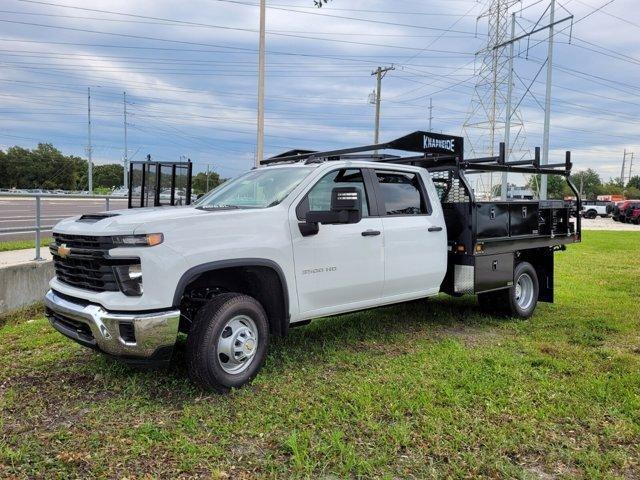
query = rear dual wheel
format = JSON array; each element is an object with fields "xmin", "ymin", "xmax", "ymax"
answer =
[{"xmin": 478, "ymin": 261, "xmax": 539, "ymax": 319}]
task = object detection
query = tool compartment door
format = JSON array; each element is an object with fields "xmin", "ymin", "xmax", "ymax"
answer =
[{"xmin": 474, "ymin": 253, "xmax": 514, "ymax": 293}]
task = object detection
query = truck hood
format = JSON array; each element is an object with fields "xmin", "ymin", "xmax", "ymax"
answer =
[{"xmin": 52, "ymin": 206, "xmax": 248, "ymax": 236}]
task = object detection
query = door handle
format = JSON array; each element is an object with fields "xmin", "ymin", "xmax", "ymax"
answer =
[
  {"xmin": 361, "ymin": 230, "xmax": 381, "ymax": 237},
  {"xmin": 428, "ymin": 226, "xmax": 443, "ymax": 232}
]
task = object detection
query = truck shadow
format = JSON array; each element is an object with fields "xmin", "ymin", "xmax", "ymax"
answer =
[
  {"xmin": 159, "ymin": 294, "xmax": 514, "ymax": 389},
  {"xmin": 86, "ymin": 294, "xmax": 522, "ymax": 400}
]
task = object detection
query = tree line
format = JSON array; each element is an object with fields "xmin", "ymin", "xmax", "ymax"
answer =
[
  {"xmin": 0, "ymin": 144, "xmax": 124, "ymax": 191},
  {"xmin": 527, "ymin": 169, "xmax": 640, "ymax": 200},
  {"xmin": 0, "ymin": 143, "xmax": 224, "ymax": 195}
]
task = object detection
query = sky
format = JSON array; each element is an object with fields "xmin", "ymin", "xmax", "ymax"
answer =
[{"xmin": 0, "ymin": 0, "xmax": 638, "ymax": 184}]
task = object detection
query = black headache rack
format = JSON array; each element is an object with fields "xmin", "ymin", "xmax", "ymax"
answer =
[
  {"xmin": 128, "ymin": 159, "xmax": 193, "ymax": 208},
  {"xmin": 264, "ymin": 131, "xmax": 581, "ymax": 300}
]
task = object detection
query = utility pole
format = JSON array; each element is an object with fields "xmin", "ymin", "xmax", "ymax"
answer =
[
  {"xmin": 87, "ymin": 87, "xmax": 93, "ymax": 194},
  {"xmin": 540, "ymin": 0, "xmax": 556, "ymax": 200},
  {"xmin": 501, "ymin": 12, "xmax": 516, "ymax": 200},
  {"xmin": 123, "ymin": 91, "xmax": 128, "ymax": 189},
  {"xmin": 371, "ymin": 65, "xmax": 394, "ymax": 145},
  {"xmin": 428, "ymin": 98, "xmax": 433, "ymax": 131},
  {"xmin": 621, "ymin": 149, "xmax": 634, "ymax": 186},
  {"xmin": 256, "ymin": 0, "xmax": 266, "ymax": 167}
]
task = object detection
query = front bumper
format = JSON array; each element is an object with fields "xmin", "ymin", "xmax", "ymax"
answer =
[{"xmin": 44, "ymin": 290, "xmax": 180, "ymax": 364}]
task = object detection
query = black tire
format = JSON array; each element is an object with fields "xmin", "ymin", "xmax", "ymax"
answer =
[
  {"xmin": 478, "ymin": 261, "xmax": 539, "ymax": 319},
  {"xmin": 186, "ymin": 293, "xmax": 269, "ymax": 393},
  {"xmin": 584, "ymin": 209, "xmax": 597, "ymax": 219}
]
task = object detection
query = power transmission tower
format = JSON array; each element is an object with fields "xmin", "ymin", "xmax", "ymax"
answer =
[
  {"xmin": 463, "ymin": 0, "xmax": 571, "ymax": 200},
  {"xmin": 371, "ymin": 65, "xmax": 394, "ymax": 145},
  {"xmin": 462, "ymin": 0, "xmax": 524, "ymax": 199},
  {"xmin": 256, "ymin": 0, "xmax": 266, "ymax": 167},
  {"xmin": 123, "ymin": 91, "xmax": 128, "ymax": 189},
  {"xmin": 86, "ymin": 87, "xmax": 93, "ymax": 193}
]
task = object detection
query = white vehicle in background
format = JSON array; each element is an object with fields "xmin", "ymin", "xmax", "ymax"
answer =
[
  {"xmin": 581, "ymin": 200, "xmax": 612, "ymax": 219},
  {"xmin": 110, "ymin": 186, "xmax": 129, "ymax": 197}
]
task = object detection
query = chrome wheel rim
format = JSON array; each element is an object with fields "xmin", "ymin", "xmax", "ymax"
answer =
[
  {"xmin": 216, "ymin": 315, "xmax": 258, "ymax": 374},
  {"xmin": 515, "ymin": 273, "xmax": 534, "ymax": 310}
]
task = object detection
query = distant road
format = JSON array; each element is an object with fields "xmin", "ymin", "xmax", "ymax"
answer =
[{"xmin": 0, "ymin": 196, "xmax": 128, "ymax": 242}]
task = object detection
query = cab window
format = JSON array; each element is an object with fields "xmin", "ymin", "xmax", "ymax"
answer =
[
  {"xmin": 296, "ymin": 169, "xmax": 370, "ymax": 220},
  {"xmin": 374, "ymin": 170, "xmax": 429, "ymax": 216}
]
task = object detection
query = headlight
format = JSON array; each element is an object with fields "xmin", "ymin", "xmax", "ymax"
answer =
[
  {"xmin": 113, "ymin": 263, "xmax": 143, "ymax": 296},
  {"xmin": 112, "ymin": 233, "xmax": 163, "ymax": 247}
]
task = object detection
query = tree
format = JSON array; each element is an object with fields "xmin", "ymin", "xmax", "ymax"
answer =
[
  {"xmin": 0, "ymin": 143, "xmax": 127, "ymax": 191},
  {"xmin": 598, "ymin": 178, "xmax": 624, "ymax": 196},
  {"xmin": 628, "ymin": 175, "xmax": 640, "ymax": 191},
  {"xmin": 192, "ymin": 170, "xmax": 224, "ymax": 195},
  {"xmin": 0, "ymin": 143, "xmax": 88, "ymax": 190},
  {"xmin": 93, "ymin": 164, "xmax": 124, "ymax": 189},
  {"xmin": 314, "ymin": 0, "xmax": 331, "ymax": 6},
  {"xmin": 626, "ymin": 186, "xmax": 640, "ymax": 199},
  {"xmin": 527, "ymin": 174, "xmax": 571, "ymax": 199},
  {"xmin": 570, "ymin": 169, "xmax": 601, "ymax": 200}
]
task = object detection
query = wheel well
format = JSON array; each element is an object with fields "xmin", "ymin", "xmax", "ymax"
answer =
[{"xmin": 178, "ymin": 265, "xmax": 289, "ymax": 337}]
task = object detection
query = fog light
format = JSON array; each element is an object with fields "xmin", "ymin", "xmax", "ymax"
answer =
[{"xmin": 114, "ymin": 264, "xmax": 143, "ymax": 296}]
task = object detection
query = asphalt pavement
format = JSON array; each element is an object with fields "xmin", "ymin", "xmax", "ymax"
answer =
[{"xmin": 0, "ymin": 196, "xmax": 128, "ymax": 242}]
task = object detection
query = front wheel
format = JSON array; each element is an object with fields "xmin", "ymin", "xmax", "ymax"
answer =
[
  {"xmin": 478, "ymin": 261, "xmax": 539, "ymax": 319},
  {"xmin": 186, "ymin": 293, "xmax": 269, "ymax": 392}
]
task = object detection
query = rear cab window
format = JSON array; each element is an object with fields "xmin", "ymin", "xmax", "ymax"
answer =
[{"xmin": 374, "ymin": 170, "xmax": 430, "ymax": 216}]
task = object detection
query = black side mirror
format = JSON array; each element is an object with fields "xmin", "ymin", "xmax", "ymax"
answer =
[{"xmin": 299, "ymin": 187, "xmax": 362, "ymax": 236}]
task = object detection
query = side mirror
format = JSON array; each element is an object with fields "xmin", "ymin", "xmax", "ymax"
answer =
[{"xmin": 299, "ymin": 187, "xmax": 362, "ymax": 236}]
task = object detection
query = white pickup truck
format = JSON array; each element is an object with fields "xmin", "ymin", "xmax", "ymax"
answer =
[{"xmin": 45, "ymin": 132, "xmax": 581, "ymax": 391}]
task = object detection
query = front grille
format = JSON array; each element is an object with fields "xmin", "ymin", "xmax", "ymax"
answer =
[{"xmin": 51, "ymin": 234, "xmax": 134, "ymax": 293}]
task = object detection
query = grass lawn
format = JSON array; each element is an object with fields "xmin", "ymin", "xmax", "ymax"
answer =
[
  {"xmin": 0, "ymin": 237, "xmax": 52, "ymax": 253},
  {"xmin": 1, "ymin": 231, "xmax": 638, "ymax": 478}
]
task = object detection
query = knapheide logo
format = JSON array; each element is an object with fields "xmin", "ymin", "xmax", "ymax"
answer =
[{"xmin": 423, "ymin": 135, "xmax": 456, "ymax": 153}]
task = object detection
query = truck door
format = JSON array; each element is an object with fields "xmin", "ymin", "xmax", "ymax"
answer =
[
  {"xmin": 372, "ymin": 169, "xmax": 447, "ymax": 299},
  {"xmin": 289, "ymin": 168, "xmax": 384, "ymax": 315}
]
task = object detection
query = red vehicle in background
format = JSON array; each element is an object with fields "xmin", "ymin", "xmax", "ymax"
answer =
[
  {"xmin": 630, "ymin": 205, "xmax": 640, "ymax": 225},
  {"xmin": 612, "ymin": 201, "xmax": 639, "ymax": 222}
]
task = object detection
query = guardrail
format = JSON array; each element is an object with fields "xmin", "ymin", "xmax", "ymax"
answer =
[{"xmin": 0, "ymin": 193, "xmax": 128, "ymax": 261}]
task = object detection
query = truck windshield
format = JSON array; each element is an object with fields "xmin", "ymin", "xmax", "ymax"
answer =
[{"xmin": 196, "ymin": 167, "xmax": 314, "ymax": 209}]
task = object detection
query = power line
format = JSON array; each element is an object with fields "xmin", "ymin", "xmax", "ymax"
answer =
[{"xmin": 0, "ymin": 18, "xmax": 477, "ymax": 53}]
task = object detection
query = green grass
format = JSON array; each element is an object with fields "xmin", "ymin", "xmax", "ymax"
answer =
[
  {"xmin": 0, "ymin": 237, "xmax": 52, "ymax": 252},
  {"xmin": 1, "ymin": 231, "xmax": 639, "ymax": 478}
]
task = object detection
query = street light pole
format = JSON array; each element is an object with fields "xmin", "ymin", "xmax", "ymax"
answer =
[
  {"xmin": 540, "ymin": 0, "xmax": 555, "ymax": 200},
  {"xmin": 87, "ymin": 87, "xmax": 93, "ymax": 193},
  {"xmin": 123, "ymin": 91, "xmax": 128, "ymax": 189},
  {"xmin": 256, "ymin": 0, "xmax": 266, "ymax": 167}
]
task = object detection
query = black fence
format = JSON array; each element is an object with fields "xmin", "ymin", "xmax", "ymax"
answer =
[{"xmin": 128, "ymin": 160, "xmax": 192, "ymax": 208}]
